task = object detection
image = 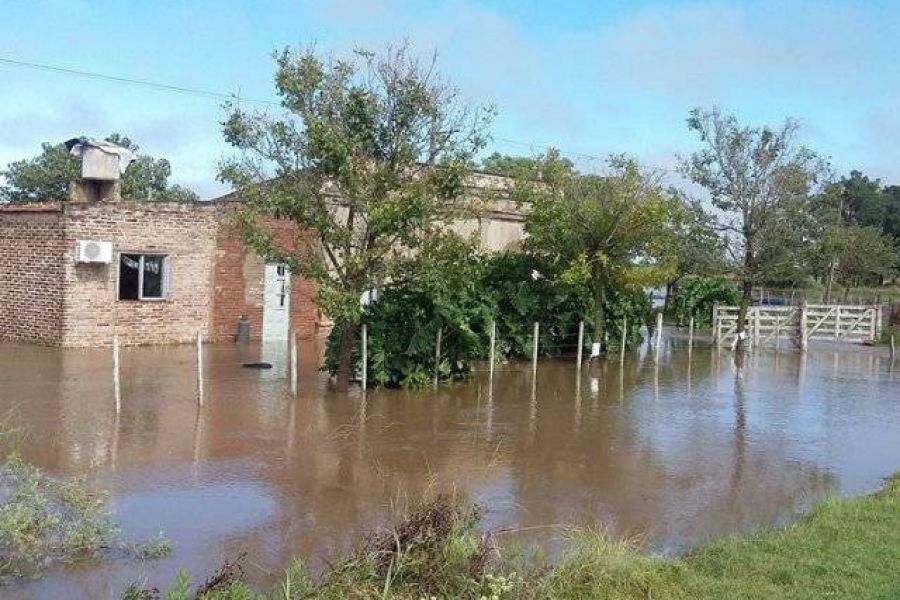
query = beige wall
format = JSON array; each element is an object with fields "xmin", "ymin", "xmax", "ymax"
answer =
[{"xmin": 60, "ymin": 202, "xmax": 220, "ymax": 347}]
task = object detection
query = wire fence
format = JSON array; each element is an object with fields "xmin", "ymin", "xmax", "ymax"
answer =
[{"xmin": 3, "ymin": 317, "xmax": 700, "ymax": 411}]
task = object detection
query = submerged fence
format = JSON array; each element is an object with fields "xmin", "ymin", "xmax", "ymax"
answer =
[
  {"xmin": 712, "ymin": 304, "xmax": 883, "ymax": 349},
  {"xmin": 104, "ymin": 305, "xmax": 892, "ymax": 411}
]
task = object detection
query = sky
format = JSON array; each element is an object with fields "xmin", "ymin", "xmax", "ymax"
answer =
[{"xmin": 1, "ymin": 0, "xmax": 898, "ymax": 199}]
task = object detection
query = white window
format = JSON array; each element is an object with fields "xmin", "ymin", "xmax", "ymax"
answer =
[{"xmin": 119, "ymin": 253, "xmax": 169, "ymax": 301}]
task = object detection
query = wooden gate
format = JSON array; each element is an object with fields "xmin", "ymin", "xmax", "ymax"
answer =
[{"xmin": 713, "ymin": 304, "xmax": 882, "ymax": 349}]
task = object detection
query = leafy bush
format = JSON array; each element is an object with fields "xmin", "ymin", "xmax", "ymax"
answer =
[
  {"xmin": 324, "ymin": 250, "xmax": 654, "ymax": 388},
  {"xmin": 480, "ymin": 253, "xmax": 590, "ymax": 359},
  {"xmin": 673, "ymin": 276, "xmax": 738, "ymax": 327},
  {"xmin": 601, "ymin": 284, "xmax": 653, "ymax": 351}
]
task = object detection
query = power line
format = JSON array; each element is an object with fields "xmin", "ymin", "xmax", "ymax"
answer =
[
  {"xmin": 0, "ymin": 55, "xmax": 680, "ymax": 174},
  {"xmin": 0, "ymin": 56, "xmax": 282, "ymax": 107}
]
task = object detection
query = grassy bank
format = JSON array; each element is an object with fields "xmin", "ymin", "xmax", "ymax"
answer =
[{"xmin": 128, "ymin": 475, "xmax": 900, "ymax": 599}]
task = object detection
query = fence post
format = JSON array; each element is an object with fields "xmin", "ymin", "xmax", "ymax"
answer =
[
  {"xmin": 576, "ymin": 320, "xmax": 584, "ymax": 366},
  {"xmin": 433, "ymin": 326, "xmax": 442, "ymax": 388},
  {"xmin": 688, "ymin": 317, "xmax": 694, "ymax": 350},
  {"xmin": 799, "ymin": 302, "xmax": 808, "ymax": 351},
  {"xmin": 876, "ymin": 303, "xmax": 883, "ymax": 339},
  {"xmin": 532, "ymin": 322, "xmax": 539, "ymax": 380},
  {"xmin": 834, "ymin": 306, "xmax": 841, "ymax": 339},
  {"xmin": 655, "ymin": 312, "xmax": 663, "ymax": 352},
  {"xmin": 871, "ymin": 305, "xmax": 878, "ymax": 342},
  {"xmin": 712, "ymin": 304, "xmax": 720, "ymax": 346},
  {"xmin": 112, "ymin": 334, "xmax": 121, "ymax": 413},
  {"xmin": 753, "ymin": 308, "xmax": 760, "ymax": 347},
  {"xmin": 361, "ymin": 323, "xmax": 368, "ymax": 391},
  {"xmin": 621, "ymin": 317, "xmax": 627, "ymax": 364},
  {"xmin": 196, "ymin": 329, "xmax": 204, "ymax": 406},
  {"xmin": 488, "ymin": 319, "xmax": 496, "ymax": 385},
  {"xmin": 290, "ymin": 330, "xmax": 298, "ymax": 395},
  {"xmin": 891, "ymin": 335, "xmax": 896, "ymax": 361},
  {"xmin": 774, "ymin": 314, "xmax": 781, "ymax": 350}
]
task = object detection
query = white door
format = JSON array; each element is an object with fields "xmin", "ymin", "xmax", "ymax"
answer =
[{"xmin": 262, "ymin": 263, "xmax": 290, "ymax": 342}]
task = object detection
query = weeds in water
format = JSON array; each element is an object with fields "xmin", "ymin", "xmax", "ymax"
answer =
[
  {"xmin": 129, "ymin": 533, "xmax": 174, "ymax": 560},
  {"xmin": 0, "ymin": 455, "xmax": 172, "ymax": 578},
  {"xmin": 0, "ymin": 456, "xmax": 118, "ymax": 576}
]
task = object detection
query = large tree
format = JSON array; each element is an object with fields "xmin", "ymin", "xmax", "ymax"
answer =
[
  {"xmin": 219, "ymin": 45, "xmax": 492, "ymax": 388},
  {"xmin": 0, "ymin": 133, "xmax": 197, "ymax": 202},
  {"xmin": 683, "ymin": 107, "xmax": 826, "ymax": 350},
  {"xmin": 825, "ymin": 226, "xmax": 897, "ymax": 290},
  {"xmin": 840, "ymin": 170, "xmax": 885, "ymax": 228},
  {"xmin": 517, "ymin": 152, "xmax": 676, "ymax": 349},
  {"xmin": 809, "ymin": 174, "xmax": 898, "ymax": 298}
]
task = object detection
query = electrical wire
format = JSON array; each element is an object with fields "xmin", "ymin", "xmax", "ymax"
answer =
[
  {"xmin": 0, "ymin": 56, "xmax": 281, "ymax": 107},
  {"xmin": 0, "ymin": 55, "xmax": 680, "ymax": 173}
]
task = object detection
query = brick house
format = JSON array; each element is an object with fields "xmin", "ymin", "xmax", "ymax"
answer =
[
  {"xmin": 0, "ymin": 199, "xmax": 319, "ymax": 346},
  {"xmin": 0, "ymin": 172, "xmax": 522, "ymax": 347}
]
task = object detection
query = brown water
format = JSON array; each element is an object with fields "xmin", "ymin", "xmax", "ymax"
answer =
[{"xmin": 1, "ymin": 336, "xmax": 898, "ymax": 599}]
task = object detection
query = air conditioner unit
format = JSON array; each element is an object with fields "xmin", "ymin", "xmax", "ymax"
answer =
[{"xmin": 75, "ymin": 240, "xmax": 113, "ymax": 264}]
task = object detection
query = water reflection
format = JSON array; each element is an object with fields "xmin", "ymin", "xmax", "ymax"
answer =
[{"xmin": 0, "ymin": 338, "xmax": 898, "ymax": 599}]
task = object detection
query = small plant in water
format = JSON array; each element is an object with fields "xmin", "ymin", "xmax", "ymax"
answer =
[{"xmin": 0, "ymin": 455, "xmax": 171, "ymax": 578}]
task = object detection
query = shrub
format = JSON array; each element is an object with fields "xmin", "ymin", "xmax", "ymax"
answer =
[
  {"xmin": 324, "ymin": 251, "xmax": 655, "ymax": 388},
  {"xmin": 673, "ymin": 277, "xmax": 739, "ymax": 327}
]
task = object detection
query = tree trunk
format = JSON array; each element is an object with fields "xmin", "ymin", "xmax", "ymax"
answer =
[
  {"xmin": 664, "ymin": 280, "xmax": 676, "ymax": 316},
  {"xmin": 736, "ymin": 232, "xmax": 754, "ymax": 354},
  {"xmin": 825, "ymin": 257, "xmax": 837, "ymax": 304},
  {"xmin": 335, "ymin": 324, "xmax": 357, "ymax": 391},
  {"xmin": 591, "ymin": 265, "xmax": 606, "ymax": 353}
]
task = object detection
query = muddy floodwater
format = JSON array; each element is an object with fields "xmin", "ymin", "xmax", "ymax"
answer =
[{"xmin": 1, "ymin": 335, "xmax": 899, "ymax": 599}]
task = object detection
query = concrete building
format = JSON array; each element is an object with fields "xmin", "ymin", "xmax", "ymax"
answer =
[{"xmin": 0, "ymin": 172, "xmax": 523, "ymax": 347}]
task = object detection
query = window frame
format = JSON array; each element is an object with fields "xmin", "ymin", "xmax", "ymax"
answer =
[{"xmin": 118, "ymin": 252, "xmax": 170, "ymax": 302}]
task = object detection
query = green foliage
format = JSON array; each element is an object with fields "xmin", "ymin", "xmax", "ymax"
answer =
[
  {"xmin": 830, "ymin": 226, "xmax": 897, "ymax": 287},
  {"xmin": 807, "ymin": 176, "xmax": 899, "ymax": 293},
  {"xmin": 840, "ymin": 170, "xmax": 887, "ymax": 228},
  {"xmin": 0, "ymin": 455, "xmax": 170, "ymax": 578},
  {"xmin": 0, "ymin": 134, "xmax": 198, "ymax": 202},
  {"xmin": 683, "ymin": 107, "xmax": 828, "ymax": 345},
  {"xmin": 481, "ymin": 253, "xmax": 589, "ymax": 359},
  {"xmin": 480, "ymin": 151, "xmax": 574, "ymax": 180},
  {"xmin": 0, "ymin": 456, "xmax": 118, "ymax": 576},
  {"xmin": 220, "ymin": 44, "xmax": 492, "ymax": 385},
  {"xmin": 323, "ymin": 251, "xmax": 651, "ymax": 388},
  {"xmin": 665, "ymin": 195, "xmax": 728, "ymax": 282},
  {"xmin": 519, "ymin": 153, "xmax": 680, "ymax": 345},
  {"xmin": 673, "ymin": 277, "xmax": 739, "ymax": 327},
  {"xmin": 877, "ymin": 324, "xmax": 900, "ymax": 347},
  {"xmin": 324, "ymin": 287, "xmax": 483, "ymax": 389}
]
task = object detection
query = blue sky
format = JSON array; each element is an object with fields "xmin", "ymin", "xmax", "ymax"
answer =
[{"xmin": 1, "ymin": 0, "xmax": 898, "ymax": 198}]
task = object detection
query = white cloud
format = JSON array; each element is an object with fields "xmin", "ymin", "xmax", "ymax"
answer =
[{"xmin": 589, "ymin": 1, "xmax": 873, "ymax": 102}]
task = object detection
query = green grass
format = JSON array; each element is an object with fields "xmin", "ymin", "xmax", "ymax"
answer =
[{"xmin": 128, "ymin": 475, "xmax": 900, "ymax": 599}]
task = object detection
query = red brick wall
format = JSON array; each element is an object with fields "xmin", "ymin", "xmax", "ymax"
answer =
[
  {"xmin": 0, "ymin": 207, "xmax": 65, "ymax": 344},
  {"xmin": 211, "ymin": 206, "xmax": 320, "ymax": 341},
  {"xmin": 60, "ymin": 201, "xmax": 220, "ymax": 347}
]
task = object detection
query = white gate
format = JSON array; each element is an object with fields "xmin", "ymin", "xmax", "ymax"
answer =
[{"xmin": 713, "ymin": 304, "xmax": 882, "ymax": 349}]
